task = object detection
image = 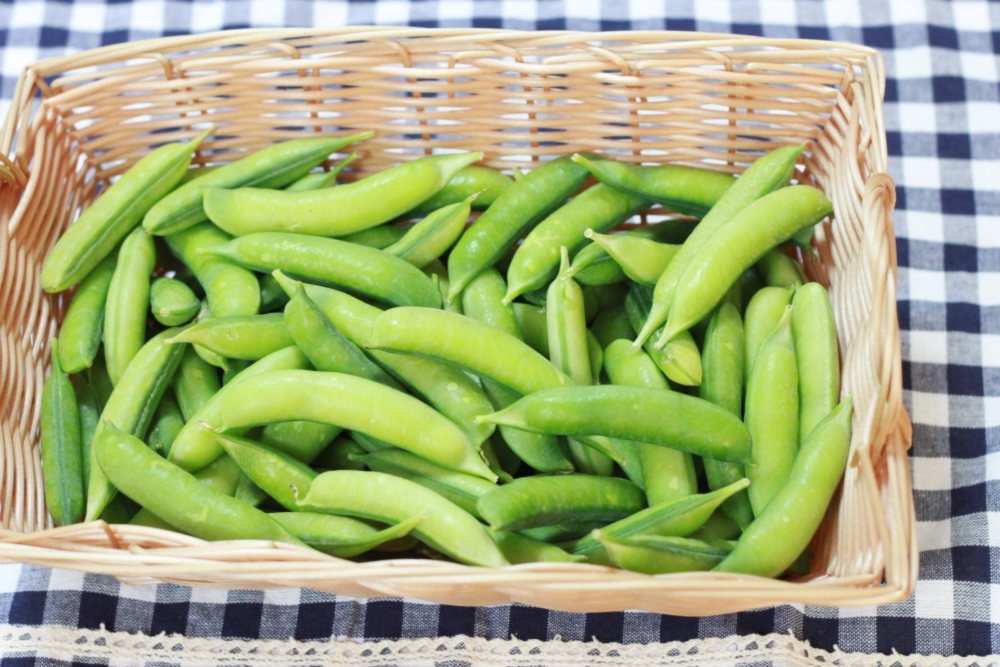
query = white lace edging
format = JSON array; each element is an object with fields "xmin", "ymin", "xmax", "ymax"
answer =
[{"xmin": 0, "ymin": 625, "xmax": 993, "ymax": 667}]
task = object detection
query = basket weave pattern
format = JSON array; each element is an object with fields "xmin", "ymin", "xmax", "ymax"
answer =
[{"xmin": 0, "ymin": 27, "xmax": 914, "ymax": 614}]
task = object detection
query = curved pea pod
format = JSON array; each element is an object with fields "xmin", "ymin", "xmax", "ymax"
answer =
[
  {"xmin": 311, "ymin": 435, "xmax": 368, "ymax": 471},
  {"xmin": 636, "ymin": 144, "xmax": 804, "ymax": 348},
  {"xmin": 571, "ymin": 153, "xmax": 735, "ymax": 217},
  {"xmin": 204, "ymin": 152, "xmax": 480, "ymax": 237},
  {"xmin": 368, "ymin": 307, "xmax": 572, "ymax": 397},
  {"xmin": 150, "ymin": 277, "xmax": 200, "ymax": 326},
  {"xmin": 85, "ymin": 328, "xmax": 187, "ymax": 521},
  {"xmin": 207, "ymin": 233, "xmax": 441, "ymax": 309},
  {"xmin": 660, "ymin": 184, "xmax": 832, "ymax": 345},
  {"xmin": 337, "ymin": 224, "xmax": 408, "ymax": 250},
  {"xmin": 284, "ymin": 151, "xmax": 359, "ymax": 192},
  {"xmin": 596, "ymin": 532, "xmax": 734, "ymax": 574},
  {"xmin": 147, "ymin": 389, "xmax": 184, "ymax": 455},
  {"xmin": 261, "ymin": 421, "xmax": 341, "ymax": 463},
  {"xmin": 489, "ymin": 530, "xmax": 585, "ymax": 565},
  {"xmin": 171, "ymin": 346, "xmax": 221, "ymax": 422},
  {"xmin": 504, "ymin": 183, "xmax": 649, "ymax": 303},
  {"xmin": 623, "ymin": 284, "xmax": 697, "ymax": 385},
  {"xmin": 744, "ymin": 285, "xmax": 795, "ymax": 385},
  {"xmin": 167, "ymin": 314, "xmax": 293, "ymax": 361},
  {"xmin": 699, "ymin": 302, "xmax": 754, "ymax": 530},
  {"xmin": 569, "ymin": 478, "xmax": 749, "ymax": 563},
  {"xmin": 95, "ymin": 424, "xmax": 305, "ymax": 546},
  {"xmin": 791, "ymin": 282, "xmax": 840, "ymax": 442},
  {"xmin": 352, "ymin": 449, "xmax": 497, "ymax": 519},
  {"xmin": 566, "ymin": 241, "xmax": 626, "ymax": 286},
  {"xmin": 757, "ymin": 248, "xmax": 805, "ymax": 287},
  {"xmin": 104, "ymin": 228, "xmax": 156, "ymax": 384},
  {"xmin": 479, "ymin": 385, "xmax": 751, "ymax": 464},
  {"xmin": 476, "ymin": 474, "xmax": 645, "ymax": 531},
  {"xmin": 448, "ymin": 155, "xmax": 592, "ymax": 302},
  {"xmin": 145, "ymin": 133, "xmax": 371, "ymax": 235},
  {"xmin": 584, "ymin": 230, "xmax": 679, "ymax": 286},
  {"xmin": 271, "ymin": 512, "xmax": 421, "ymax": 559},
  {"xmin": 40, "ymin": 344, "xmax": 84, "ymax": 526},
  {"xmin": 194, "ymin": 370, "xmax": 495, "ymax": 482},
  {"xmin": 130, "ymin": 454, "xmax": 245, "ymax": 529},
  {"xmin": 300, "ymin": 470, "xmax": 508, "ymax": 567},
  {"xmin": 168, "ymin": 346, "xmax": 311, "ymax": 472},
  {"xmin": 58, "ymin": 254, "xmax": 116, "ymax": 374},
  {"xmin": 746, "ymin": 307, "xmax": 799, "ymax": 516},
  {"xmin": 383, "ymin": 196, "xmax": 474, "ymax": 268},
  {"xmin": 407, "ymin": 165, "xmax": 513, "ymax": 216},
  {"xmin": 461, "ymin": 268, "xmax": 522, "ymax": 338},
  {"xmin": 41, "ymin": 128, "xmax": 210, "ymax": 292},
  {"xmin": 512, "ymin": 303, "xmax": 549, "ymax": 357},
  {"xmin": 716, "ymin": 397, "xmax": 852, "ymax": 577},
  {"xmin": 214, "ymin": 432, "xmax": 317, "ymax": 511}
]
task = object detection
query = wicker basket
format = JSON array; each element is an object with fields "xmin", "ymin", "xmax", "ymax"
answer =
[{"xmin": 0, "ymin": 27, "xmax": 914, "ymax": 615}]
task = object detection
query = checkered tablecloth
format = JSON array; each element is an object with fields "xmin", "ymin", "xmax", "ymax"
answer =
[{"xmin": 0, "ymin": 0, "xmax": 997, "ymax": 665}]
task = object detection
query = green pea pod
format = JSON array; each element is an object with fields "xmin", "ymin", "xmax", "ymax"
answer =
[
  {"xmin": 258, "ymin": 272, "xmax": 291, "ymax": 313},
  {"xmin": 104, "ymin": 228, "xmax": 156, "ymax": 384},
  {"xmin": 338, "ymin": 224, "xmax": 409, "ymax": 250},
  {"xmin": 567, "ymin": 241, "xmax": 626, "ymax": 286},
  {"xmin": 311, "ymin": 435, "xmax": 368, "ymax": 471},
  {"xmin": 177, "ymin": 165, "xmax": 221, "ymax": 185},
  {"xmin": 585, "ymin": 330, "xmax": 603, "ymax": 385},
  {"xmin": 590, "ymin": 303, "xmax": 635, "ymax": 349},
  {"xmin": 623, "ymin": 284, "xmax": 684, "ymax": 383},
  {"xmin": 150, "ymin": 277, "xmax": 200, "ymax": 326},
  {"xmin": 41, "ymin": 128, "xmax": 211, "ymax": 292},
  {"xmin": 596, "ymin": 532, "xmax": 733, "ymax": 574},
  {"xmin": 171, "ymin": 346, "xmax": 221, "ymax": 422},
  {"xmin": 584, "ymin": 230, "xmax": 679, "ymax": 286},
  {"xmin": 85, "ymin": 328, "xmax": 188, "ymax": 521},
  {"xmin": 129, "ymin": 454, "xmax": 245, "ymax": 529},
  {"xmin": 300, "ymin": 470, "xmax": 508, "ymax": 567},
  {"xmin": 40, "ymin": 344, "xmax": 84, "ymax": 526},
  {"xmin": 167, "ymin": 346, "xmax": 311, "ymax": 472},
  {"xmin": 757, "ymin": 248, "xmax": 805, "ymax": 287},
  {"xmin": 88, "ymin": 355, "xmax": 114, "ymax": 407},
  {"xmin": 284, "ymin": 152, "xmax": 358, "ymax": 192},
  {"xmin": 699, "ymin": 302, "xmax": 754, "ymax": 530},
  {"xmin": 715, "ymin": 398, "xmax": 852, "ymax": 577},
  {"xmin": 145, "ymin": 132, "xmax": 372, "ymax": 234},
  {"xmin": 407, "ymin": 165, "xmax": 513, "ymax": 217},
  {"xmin": 744, "ymin": 286, "xmax": 795, "ymax": 385},
  {"xmin": 204, "ymin": 152, "xmax": 480, "ymax": 237},
  {"xmin": 660, "ymin": 184, "xmax": 831, "ymax": 344},
  {"xmin": 659, "ymin": 330, "xmax": 702, "ymax": 387},
  {"xmin": 167, "ymin": 314, "xmax": 293, "ymax": 360},
  {"xmin": 215, "ymin": 432, "xmax": 318, "ymax": 511},
  {"xmin": 261, "ymin": 421, "xmax": 341, "ymax": 463},
  {"xmin": 569, "ymin": 479, "xmax": 749, "ymax": 563},
  {"xmin": 571, "ymin": 154, "xmax": 735, "ymax": 217},
  {"xmin": 791, "ymin": 282, "xmax": 840, "ymax": 442},
  {"xmin": 745, "ymin": 307, "xmax": 799, "ymax": 516},
  {"xmin": 512, "ymin": 303, "xmax": 549, "ymax": 357},
  {"xmin": 489, "ymin": 530, "xmax": 585, "ymax": 564},
  {"xmin": 448, "ymin": 155, "xmax": 592, "ymax": 302},
  {"xmin": 688, "ymin": 511, "xmax": 743, "ymax": 542},
  {"xmin": 352, "ymin": 449, "xmax": 498, "ymax": 519},
  {"xmin": 423, "ymin": 260, "xmax": 462, "ymax": 314},
  {"xmin": 520, "ymin": 522, "xmax": 605, "ymax": 544},
  {"xmin": 147, "ymin": 389, "xmax": 185, "ymax": 455},
  {"xmin": 271, "ymin": 512, "xmax": 422, "ymax": 558},
  {"xmin": 635, "ymin": 144, "xmax": 803, "ymax": 348},
  {"xmin": 208, "ymin": 233, "xmax": 441, "ymax": 309},
  {"xmin": 383, "ymin": 196, "xmax": 474, "ymax": 268},
  {"xmin": 95, "ymin": 424, "xmax": 305, "ymax": 546},
  {"xmin": 478, "ymin": 385, "xmax": 751, "ymax": 464},
  {"xmin": 58, "ymin": 254, "xmax": 116, "ymax": 374},
  {"xmin": 504, "ymin": 184, "xmax": 649, "ymax": 303},
  {"xmin": 349, "ymin": 432, "xmax": 395, "ymax": 454},
  {"xmin": 72, "ymin": 377, "xmax": 101, "ymax": 489},
  {"xmin": 477, "ymin": 474, "xmax": 644, "ymax": 531}
]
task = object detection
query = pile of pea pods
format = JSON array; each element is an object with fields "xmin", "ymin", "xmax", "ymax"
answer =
[{"xmin": 38, "ymin": 128, "xmax": 853, "ymax": 578}]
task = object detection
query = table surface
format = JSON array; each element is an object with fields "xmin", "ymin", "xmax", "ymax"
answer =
[{"xmin": 1, "ymin": 1, "xmax": 997, "ymax": 665}]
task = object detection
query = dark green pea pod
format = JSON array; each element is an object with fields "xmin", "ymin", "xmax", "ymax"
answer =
[
  {"xmin": 104, "ymin": 228, "xmax": 156, "ymax": 384},
  {"xmin": 407, "ymin": 165, "xmax": 513, "ymax": 217},
  {"xmin": 716, "ymin": 398, "xmax": 852, "ymax": 577},
  {"xmin": 271, "ymin": 512, "xmax": 422, "ymax": 558},
  {"xmin": 261, "ymin": 421, "xmax": 342, "ymax": 463},
  {"xmin": 98, "ymin": 495, "xmax": 136, "ymax": 525},
  {"xmin": 504, "ymin": 183, "xmax": 649, "ymax": 303},
  {"xmin": 147, "ymin": 389, "xmax": 185, "ymax": 456},
  {"xmin": 569, "ymin": 478, "xmax": 749, "ymax": 564},
  {"xmin": 448, "ymin": 155, "xmax": 592, "ymax": 302},
  {"xmin": 596, "ymin": 532, "xmax": 734, "ymax": 574},
  {"xmin": 699, "ymin": 302, "xmax": 754, "ymax": 530},
  {"xmin": 207, "ymin": 233, "xmax": 441, "ymax": 309},
  {"xmin": 150, "ymin": 277, "xmax": 200, "ymax": 326},
  {"xmin": 489, "ymin": 530, "xmax": 585, "ymax": 564},
  {"xmin": 791, "ymin": 282, "xmax": 840, "ymax": 443},
  {"xmin": 571, "ymin": 154, "xmax": 735, "ymax": 217},
  {"xmin": 423, "ymin": 259, "xmax": 462, "ymax": 314},
  {"xmin": 40, "ymin": 343, "xmax": 84, "ymax": 526},
  {"xmin": 58, "ymin": 253, "xmax": 116, "ymax": 374},
  {"xmin": 171, "ymin": 346, "xmax": 221, "ymax": 422},
  {"xmin": 96, "ymin": 424, "xmax": 305, "ymax": 546},
  {"xmin": 584, "ymin": 229, "xmax": 679, "ymax": 286},
  {"xmin": 145, "ymin": 132, "xmax": 372, "ymax": 235},
  {"xmin": 167, "ymin": 314, "xmax": 293, "ymax": 360},
  {"xmin": 221, "ymin": 361, "xmax": 250, "ymax": 385},
  {"xmin": 215, "ymin": 432, "xmax": 317, "ymax": 511},
  {"xmin": 512, "ymin": 303, "xmax": 549, "ymax": 357},
  {"xmin": 623, "ymin": 284, "xmax": 675, "ymax": 380},
  {"xmin": 566, "ymin": 241, "xmax": 626, "ymax": 287},
  {"xmin": 204, "ymin": 151, "xmax": 479, "ymax": 237},
  {"xmin": 520, "ymin": 522, "xmax": 605, "ymax": 543},
  {"xmin": 258, "ymin": 272, "xmax": 290, "ymax": 313},
  {"xmin": 284, "ymin": 152, "xmax": 358, "ymax": 192},
  {"xmin": 72, "ymin": 377, "xmax": 101, "ymax": 490},
  {"xmin": 384, "ymin": 195, "xmax": 474, "ymax": 268},
  {"xmin": 757, "ymin": 248, "xmax": 805, "ymax": 287},
  {"xmin": 583, "ymin": 282, "xmax": 629, "ymax": 316},
  {"xmin": 744, "ymin": 285, "xmax": 795, "ymax": 385},
  {"xmin": 352, "ymin": 449, "xmax": 497, "ymax": 519},
  {"xmin": 337, "ymin": 224, "xmax": 409, "ymax": 250},
  {"xmin": 590, "ymin": 303, "xmax": 635, "ymax": 349},
  {"xmin": 311, "ymin": 435, "xmax": 368, "ymax": 471},
  {"xmin": 688, "ymin": 511, "xmax": 742, "ymax": 542},
  {"xmin": 88, "ymin": 354, "xmax": 115, "ymax": 407},
  {"xmin": 739, "ymin": 267, "xmax": 766, "ymax": 311},
  {"xmin": 349, "ymin": 432, "xmax": 395, "ymax": 454},
  {"xmin": 483, "ymin": 432, "xmax": 520, "ymax": 480},
  {"xmin": 585, "ymin": 330, "xmax": 603, "ymax": 385},
  {"xmin": 42, "ymin": 128, "xmax": 211, "ymax": 292}
]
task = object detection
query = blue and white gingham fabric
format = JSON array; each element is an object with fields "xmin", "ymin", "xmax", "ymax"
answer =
[{"xmin": 1, "ymin": 0, "xmax": 998, "ymax": 665}]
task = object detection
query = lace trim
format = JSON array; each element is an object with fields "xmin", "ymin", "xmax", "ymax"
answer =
[{"xmin": 0, "ymin": 625, "xmax": 992, "ymax": 667}]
